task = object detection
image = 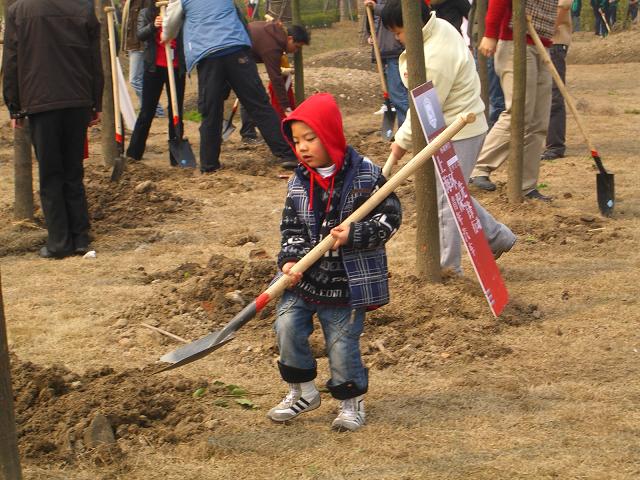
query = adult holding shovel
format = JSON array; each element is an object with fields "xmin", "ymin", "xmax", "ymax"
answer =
[
  {"xmin": 126, "ymin": 1, "xmax": 190, "ymax": 167},
  {"xmin": 365, "ymin": 1, "xmax": 400, "ymax": 140}
]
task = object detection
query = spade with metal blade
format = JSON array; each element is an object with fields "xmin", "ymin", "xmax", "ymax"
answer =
[
  {"xmin": 154, "ymin": 112, "xmax": 476, "ymax": 373},
  {"xmin": 158, "ymin": 2, "xmax": 197, "ymax": 168},
  {"xmin": 366, "ymin": 6, "xmax": 396, "ymax": 141},
  {"xmin": 105, "ymin": 7, "xmax": 126, "ymax": 182},
  {"xmin": 222, "ymin": 98, "xmax": 239, "ymax": 142},
  {"xmin": 526, "ymin": 18, "xmax": 614, "ymax": 216}
]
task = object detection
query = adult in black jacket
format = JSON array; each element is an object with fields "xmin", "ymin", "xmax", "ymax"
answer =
[
  {"xmin": 3, "ymin": 0, "xmax": 103, "ymax": 259},
  {"xmin": 126, "ymin": 4, "xmax": 186, "ymax": 165}
]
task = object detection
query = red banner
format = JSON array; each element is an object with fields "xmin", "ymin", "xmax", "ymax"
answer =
[{"xmin": 411, "ymin": 82, "xmax": 508, "ymax": 317}]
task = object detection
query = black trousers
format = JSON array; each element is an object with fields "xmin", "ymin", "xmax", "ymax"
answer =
[
  {"xmin": 29, "ymin": 107, "xmax": 91, "ymax": 255},
  {"xmin": 545, "ymin": 44, "xmax": 568, "ymax": 157},
  {"xmin": 196, "ymin": 48, "xmax": 295, "ymax": 172},
  {"xmin": 127, "ymin": 66, "xmax": 185, "ymax": 164}
]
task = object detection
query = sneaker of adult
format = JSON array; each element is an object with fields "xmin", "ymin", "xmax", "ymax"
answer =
[
  {"xmin": 470, "ymin": 175, "xmax": 497, "ymax": 191},
  {"xmin": 540, "ymin": 150, "xmax": 564, "ymax": 161},
  {"xmin": 39, "ymin": 246, "xmax": 71, "ymax": 259},
  {"xmin": 492, "ymin": 227, "xmax": 517, "ymax": 260},
  {"xmin": 267, "ymin": 383, "xmax": 321, "ymax": 422},
  {"xmin": 277, "ymin": 157, "xmax": 298, "ymax": 169},
  {"xmin": 331, "ymin": 395, "xmax": 365, "ymax": 432},
  {"xmin": 241, "ymin": 136, "xmax": 265, "ymax": 145},
  {"xmin": 373, "ymin": 104, "xmax": 387, "ymax": 115},
  {"xmin": 525, "ymin": 189, "xmax": 552, "ymax": 202}
]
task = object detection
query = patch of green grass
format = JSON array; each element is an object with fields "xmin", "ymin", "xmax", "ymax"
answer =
[
  {"xmin": 624, "ymin": 108, "xmax": 640, "ymax": 115},
  {"xmin": 537, "ymin": 183, "xmax": 548, "ymax": 189},
  {"xmin": 183, "ymin": 110, "xmax": 202, "ymax": 123}
]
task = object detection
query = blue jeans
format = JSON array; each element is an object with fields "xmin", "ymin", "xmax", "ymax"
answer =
[
  {"xmin": 274, "ymin": 291, "xmax": 367, "ymax": 395},
  {"xmin": 487, "ymin": 56, "xmax": 505, "ymax": 129},
  {"xmin": 383, "ymin": 57, "xmax": 408, "ymax": 127}
]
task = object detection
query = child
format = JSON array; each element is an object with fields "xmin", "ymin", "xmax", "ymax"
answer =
[
  {"xmin": 268, "ymin": 93, "xmax": 402, "ymax": 432},
  {"xmin": 126, "ymin": 3, "xmax": 186, "ymax": 166},
  {"xmin": 382, "ymin": 0, "xmax": 516, "ymax": 274}
]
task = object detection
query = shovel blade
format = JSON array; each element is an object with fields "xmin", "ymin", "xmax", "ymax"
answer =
[
  {"xmin": 222, "ymin": 122, "xmax": 236, "ymax": 142},
  {"xmin": 596, "ymin": 172, "xmax": 614, "ymax": 217},
  {"xmin": 155, "ymin": 330, "xmax": 235, "ymax": 373},
  {"xmin": 381, "ymin": 99, "xmax": 396, "ymax": 141},
  {"xmin": 110, "ymin": 155, "xmax": 126, "ymax": 182},
  {"xmin": 169, "ymin": 138, "xmax": 197, "ymax": 168}
]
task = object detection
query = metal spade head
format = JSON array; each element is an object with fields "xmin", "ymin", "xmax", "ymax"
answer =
[
  {"xmin": 169, "ymin": 137, "xmax": 197, "ymax": 168},
  {"xmin": 110, "ymin": 154, "xmax": 126, "ymax": 182},
  {"xmin": 381, "ymin": 98, "xmax": 396, "ymax": 142},
  {"xmin": 597, "ymin": 172, "xmax": 614, "ymax": 217},
  {"xmin": 154, "ymin": 330, "xmax": 235, "ymax": 373},
  {"xmin": 592, "ymin": 154, "xmax": 614, "ymax": 217},
  {"xmin": 222, "ymin": 120, "xmax": 236, "ymax": 142}
]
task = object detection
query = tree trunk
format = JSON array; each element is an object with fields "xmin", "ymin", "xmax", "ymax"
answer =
[
  {"xmin": 401, "ymin": 0, "xmax": 441, "ymax": 283},
  {"xmin": 291, "ymin": 0, "xmax": 305, "ymax": 104},
  {"xmin": 0, "ymin": 271, "xmax": 23, "ymax": 480},
  {"xmin": 98, "ymin": 0, "xmax": 117, "ymax": 167},
  {"xmin": 339, "ymin": 0, "xmax": 347, "ymax": 22},
  {"xmin": 508, "ymin": 0, "xmax": 525, "ymax": 204},
  {"xmin": 13, "ymin": 120, "xmax": 34, "ymax": 221},
  {"xmin": 475, "ymin": 0, "xmax": 490, "ymax": 122},
  {"xmin": 5, "ymin": 0, "xmax": 35, "ymax": 221}
]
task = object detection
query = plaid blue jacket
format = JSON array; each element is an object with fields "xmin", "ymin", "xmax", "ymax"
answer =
[{"xmin": 279, "ymin": 147, "xmax": 402, "ymax": 308}]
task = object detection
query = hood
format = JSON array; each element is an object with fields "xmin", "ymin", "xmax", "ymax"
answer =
[{"xmin": 282, "ymin": 93, "xmax": 347, "ymax": 184}]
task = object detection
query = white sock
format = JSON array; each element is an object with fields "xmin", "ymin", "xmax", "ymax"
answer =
[{"xmin": 300, "ymin": 380, "xmax": 318, "ymax": 398}]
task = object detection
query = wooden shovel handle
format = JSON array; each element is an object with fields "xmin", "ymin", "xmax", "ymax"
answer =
[
  {"xmin": 104, "ymin": 7, "xmax": 122, "ymax": 137},
  {"xmin": 526, "ymin": 17, "xmax": 598, "ymax": 155},
  {"xmin": 366, "ymin": 6, "xmax": 389, "ymax": 96},
  {"xmin": 157, "ymin": 3, "xmax": 180, "ymax": 128},
  {"xmin": 262, "ymin": 112, "xmax": 476, "ymax": 301},
  {"xmin": 381, "ymin": 152, "xmax": 397, "ymax": 178}
]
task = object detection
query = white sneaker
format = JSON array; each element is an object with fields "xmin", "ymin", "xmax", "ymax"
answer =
[
  {"xmin": 331, "ymin": 395, "xmax": 365, "ymax": 431},
  {"xmin": 373, "ymin": 104, "xmax": 387, "ymax": 115},
  {"xmin": 267, "ymin": 383, "xmax": 321, "ymax": 422}
]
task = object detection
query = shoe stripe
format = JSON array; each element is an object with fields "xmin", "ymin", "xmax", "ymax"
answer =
[
  {"xmin": 294, "ymin": 400, "xmax": 308, "ymax": 410},
  {"xmin": 290, "ymin": 405, "xmax": 300, "ymax": 413},
  {"xmin": 298, "ymin": 397, "xmax": 310, "ymax": 406}
]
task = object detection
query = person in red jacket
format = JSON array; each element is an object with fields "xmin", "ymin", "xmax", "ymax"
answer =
[{"xmin": 470, "ymin": 0, "xmax": 557, "ymax": 202}]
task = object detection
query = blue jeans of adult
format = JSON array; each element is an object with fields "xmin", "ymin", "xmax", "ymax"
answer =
[
  {"xmin": 383, "ymin": 57, "xmax": 408, "ymax": 127},
  {"xmin": 488, "ymin": 56, "xmax": 505, "ymax": 130},
  {"xmin": 129, "ymin": 50, "xmax": 164, "ymax": 116},
  {"xmin": 274, "ymin": 290, "xmax": 368, "ymax": 396},
  {"xmin": 572, "ymin": 14, "xmax": 581, "ymax": 31}
]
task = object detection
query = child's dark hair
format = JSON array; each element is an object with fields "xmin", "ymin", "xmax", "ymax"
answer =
[
  {"xmin": 381, "ymin": 0, "xmax": 431, "ymax": 30},
  {"xmin": 289, "ymin": 25, "xmax": 311, "ymax": 45}
]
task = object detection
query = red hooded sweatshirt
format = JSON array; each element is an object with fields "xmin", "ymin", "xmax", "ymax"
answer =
[{"xmin": 282, "ymin": 93, "xmax": 347, "ymax": 210}]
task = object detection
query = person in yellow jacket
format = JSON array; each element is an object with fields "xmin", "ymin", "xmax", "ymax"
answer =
[{"xmin": 381, "ymin": 0, "xmax": 516, "ymax": 274}]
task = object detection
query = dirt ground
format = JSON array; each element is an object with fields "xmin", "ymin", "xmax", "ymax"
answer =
[{"xmin": 1, "ymin": 23, "xmax": 639, "ymax": 480}]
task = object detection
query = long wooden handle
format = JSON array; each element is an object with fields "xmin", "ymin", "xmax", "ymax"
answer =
[
  {"xmin": 366, "ymin": 6, "xmax": 389, "ymax": 95},
  {"xmin": 158, "ymin": 3, "xmax": 180, "ymax": 128},
  {"xmin": 262, "ymin": 113, "xmax": 476, "ymax": 300},
  {"xmin": 526, "ymin": 17, "xmax": 597, "ymax": 155},
  {"xmin": 105, "ymin": 7, "xmax": 122, "ymax": 137},
  {"xmin": 598, "ymin": 8, "xmax": 612, "ymax": 33},
  {"xmin": 381, "ymin": 152, "xmax": 397, "ymax": 178}
]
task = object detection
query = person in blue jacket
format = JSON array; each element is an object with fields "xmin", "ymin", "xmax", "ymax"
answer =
[{"xmin": 162, "ymin": 0, "xmax": 298, "ymax": 172}]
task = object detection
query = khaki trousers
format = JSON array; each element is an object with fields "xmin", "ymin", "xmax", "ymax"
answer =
[{"xmin": 472, "ymin": 41, "xmax": 553, "ymax": 194}]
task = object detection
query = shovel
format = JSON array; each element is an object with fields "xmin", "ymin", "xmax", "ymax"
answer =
[
  {"xmin": 105, "ymin": 7, "xmax": 126, "ymax": 181},
  {"xmin": 222, "ymin": 98, "xmax": 239, "ymax": 142},
  {"xmin": 154, "ymin": 112, "xmax": 476, "ymax": 373},
  {"xmin": 366, "ymin": 6, "xmax": 396, "ymax": 141},
  {"xmin": 158, "ymin": 2, "xmax": 197, "ymax": 168},
  {"xmin": 526, "ymin": 18, "xmax": 614, "ymax": 216}
]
